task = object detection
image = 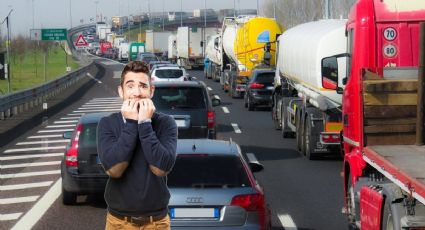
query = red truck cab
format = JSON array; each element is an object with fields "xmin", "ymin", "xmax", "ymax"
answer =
[
  {"xmin": 321, "ymin": 0, "xmax": 425, "ymax": 229},
  {"xmin": 99, "ymin": 41, "xmax": 112, "ymax": 56}
]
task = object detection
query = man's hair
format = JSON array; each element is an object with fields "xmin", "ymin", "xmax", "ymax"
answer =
[{"xmin": 120, "ymin": 61, "xmax": 150, "ymax": 86}]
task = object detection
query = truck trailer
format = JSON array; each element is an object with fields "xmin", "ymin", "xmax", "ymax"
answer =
[
  {"xmin": 320, "ymin": 0, "xmax": 425, "ymax": 229},
  {"xmin": 216, "ymin": 16, "xmax": 281, "ymax": 98},
  {"xmin": 272, "ymin": 19, "xmax": 347, "ymax": 159}
]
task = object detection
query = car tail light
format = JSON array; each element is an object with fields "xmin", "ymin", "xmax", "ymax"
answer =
[
  {"xmin": 249, "ymin": 82, "xmax": 265, "ymax": 89},
  {"xmin": 65, "ymin": 124, "xmax": 83, "ymax": 167},
  {"xmin": 207, "ymin": 111, "xmax": 215, "ymax": 128},
  {"xmin": 231, "ymin": 193, "xmax": 267, "ymax": 230},
  {"xmin": 321, "ymin": 133, "xmax": 340, "ymax": 143}
]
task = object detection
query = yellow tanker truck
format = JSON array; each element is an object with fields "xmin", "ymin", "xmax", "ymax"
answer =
[{"xmin": 211, "ymin": 16, "xmax": 282, "ymax": 98}]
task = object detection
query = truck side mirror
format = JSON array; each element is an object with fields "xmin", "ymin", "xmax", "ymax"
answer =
[{"xmin": 321, "ymin": 56, "xmax": 338, "ymax": 90}]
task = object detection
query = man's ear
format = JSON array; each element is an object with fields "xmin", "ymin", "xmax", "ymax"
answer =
[
  {"xmin": 149, "ymin": 86, "xmax": 155, "ymax": 99},
  {"xmin": 118, "ymin": 86, "xmax": 124, "ymax": 99}
]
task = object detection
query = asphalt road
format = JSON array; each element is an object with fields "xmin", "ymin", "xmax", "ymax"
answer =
[{"xmin": 0, "ymin": 59, "xmax": 347, "ymax": 230}]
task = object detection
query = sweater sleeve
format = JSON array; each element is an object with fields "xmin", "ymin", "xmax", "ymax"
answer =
[
  {"xmin": 97, "ymin": 115, "xmax": 139, "ymax": 171},
  {"xmin": 138, "ymin": 115, "xmax": 177, "ymax": 172}
]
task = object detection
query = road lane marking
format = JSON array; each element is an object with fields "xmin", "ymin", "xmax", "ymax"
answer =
[
  {"xmin": 67, "ymin": 113, "xmax": 83, "ymax": 116},
  {"xmin": 4, "ymin": 146, "xmax": 65, "ymax": 153},
  {"xmin": 72, "ymin": 109, "xmax": 120, "ymax": 113},
  {"xmin": 0, "ymin": 181, "xmax": 53, "ymax": 191},
  {"xmin": 222, "ymin": 106, "xmax": 230, "ymax": 114},
  {"xmin": 0, "ymin": 170, "xmax": 60, "ymax": 179},
  {"xmin": 78, "ymin": 106, "xmax": 120, "ymax": 110},
  {"xmin": 90, "ymin": 97, "xmax": 120, "ymax": 101},
  {"xmin": 231, "ymin": 123, "xmax": 242, "ymax": 133},
  {"xmin": 16, "ymin": 140, "xmax": 69, "ymax": 145},
  {"xmin": 53, "ymin": 120, "xmax": 78, "ymax": 124},
  {"xmin": 28, "ymin": 134, "xmax": 62, "ymax": 139},
  {"xmin": 207, "ymin": 87, "xmax": 212, "ymax": 91},
  {"xmin": 45, "ymin": 124, "xmax": 76, "ymax": 128},
  {"xmin": 0, "ymin": 161, "xmax": 61, "ymax": 169},
  {"xmin": 0, "ymin": 196, "xmax": 39, "ymax": 204},
  {"xmin": 0, "ymin": 213, "xmax": 22, "ymax": 221},
  {"xmin": 86, "ymin": 73, "xmax": 102, "ymax": 84},
  {"xmin": 60, "ymin": 117, "xmax": 80, "ymax": 120},
  {"xmin": 82, "ymin": 104, "xmax": 121, "ymax": 107},
  {"xmin": 11, "ymin": 179, "xmax": 61, "ymax": 230},
  {"xmin": 278, "ymin": 214, "xmax": 298, "ymax": 230},
  {"xmin": 38, "ymin": 129, "xmax": 73, "ymax": 133}
]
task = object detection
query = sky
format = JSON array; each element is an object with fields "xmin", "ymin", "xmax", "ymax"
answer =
[{"xmin": 0, "ymin": 0, "xmax": 263, "ymax": 37}]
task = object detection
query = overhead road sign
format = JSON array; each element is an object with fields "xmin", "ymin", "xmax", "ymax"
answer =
[
  {"xmin": 75, "ymin": 34, "xmax": 89, "ymax": 49},
  {"xmin": 41, "ymin": 29, "xmax": 67, "ymax": 41}
]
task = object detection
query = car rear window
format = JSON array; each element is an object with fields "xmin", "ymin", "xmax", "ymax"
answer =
[
  {"xmin": 140, "ymin": 56, "xmax": 158, "ymax": 63},
  {"xmin": 167, "ymin": 155, "xmax": 251, "ymax": 188},
  {"xmin": 155, "ymin": 69, "xmax": 184, "ymax": 79},
  {"xmin": 255, "ymin": 72, "xmax": 274, "ymax": 84},
  {"xmin": 78, "ymin": 123, "xmax": 98, "ymax": 148},
  {"xmin": 153, "ymin": 87, "xmax": 207, "ymax": 109}
]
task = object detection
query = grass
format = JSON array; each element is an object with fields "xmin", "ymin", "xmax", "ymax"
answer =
[{"xmin": 0, "ymin": 46, "xmax": 80, "ymax": 95}]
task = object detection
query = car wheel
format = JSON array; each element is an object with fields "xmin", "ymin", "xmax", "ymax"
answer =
[
  {"xmin": 62, "ymin": 187, "xmax": 77, "ymax": 205},
  {"xmin": 247, "ymin": 96, "xmax": 254, "ymax": 111}
]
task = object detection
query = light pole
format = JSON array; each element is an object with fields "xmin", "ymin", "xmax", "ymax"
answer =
[
  {"xmin": 203, "ymin": 0, "xmax": 206, "ymax": 57},
  {"xmin": 180, "ymin": 0, "xmax": 183, "ymax": 27},
  {"xmin": 162, "ymin": 0, "xmax": 165, "ymax": 31},
  {"xmin": 69, "ymin": 0, "xmax": 72, "ymax": 28},
  {"xmin": 1, "ymin": 9, "xmax": 13, "ymax": 93},
  {"xmin": 256, "ymin": 0, "xmax": 259, "ymax": 16},
  {"xmin": 94, "ymin": 1, "xmax": 99, "ymax": 23},
  {"xmin": 233, "ymin": 0, "xmax": 236, "ymax": 17}
]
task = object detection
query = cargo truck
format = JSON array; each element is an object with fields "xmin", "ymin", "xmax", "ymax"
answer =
[
  {"xmin": 272, "ymin": 19, "xmax": 347, "ymax": 159},
  {"xmin": 145, "ymin": 30, "xmax": 172, "ymax": 54},
  {"xmin": 320, "ymin": 0, "xmax": 425, "ymax": 229},
  {"xmin": 215, "ymin": 16, "xmax": 281, "ymax": 98},
  {"xmin": 176, "ymin": 26, "xmax": 218, "ymax": 69},
  {"xmin": 168, "ymin": 34, "xmax": 177, "ymax": 63},
  {"xmin": 128, "ymin": 42, "xmax": 145, "ymax": 61},
  {"xmin": 205, "ymin": 34, "xmax": 222, "ymax": 81}
]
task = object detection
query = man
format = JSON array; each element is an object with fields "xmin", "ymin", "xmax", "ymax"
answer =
[{"xmin": 97, "ymin": 61, "xmax": 177, "ymax": 230}]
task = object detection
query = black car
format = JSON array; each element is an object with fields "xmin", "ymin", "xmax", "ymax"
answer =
[
  {"xmin": 244, "ymin": 69, "xmax": 275, "ymax": 111},
  {"xmin": 136, "ymin": 52, "xmax": 159, "ymax": 63},
  {"xmin": 61, "ymin": 112, "xmax": 111, "ymax": 205},
  {"xmin": 152, "ymin": 81, "xmax": 220, "ymax": 139}
]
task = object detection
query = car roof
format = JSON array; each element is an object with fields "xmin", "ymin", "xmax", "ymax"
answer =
[
  {"xmin": 176, "ymin": 139, "xmax": 240, "ymax": 156},
  {"xmin": 153, "ymin": 81, "xmax": 205, "ymax": 88},
  {"xmin": 79, "ymin": 112, "xmax": 113, "ymax": 124}
]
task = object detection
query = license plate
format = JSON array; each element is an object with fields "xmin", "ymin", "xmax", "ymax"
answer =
[
  {"xmin": 175, "ymin": 119, "xmax": 186, "ymax": 127},
  {"xmin": 169, "ymin": 208, "xmax": 219, "ymax": 219}
]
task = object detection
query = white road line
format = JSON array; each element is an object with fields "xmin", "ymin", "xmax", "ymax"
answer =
[
  {"xmin": 45, "ymin": 124, "xmax": 76, "ymax": 128},
  {"xmin": 0, "ymin": 181, "xmax": 53, "ymax": 191},
  {"xmin": 78, "ymin": 106, "xmax": 120, "ymax": 110},
  {"xmin": 90, "ymin": 97, "xmax": 120, "ymax": 101},
  {"xmin": 67, "ymin": 113, "xmax": 83, "ymax": 116},
  {"xmin": 0, "ymin": 170, "xmax": 60, "ymax": 179},
  {"xmin": 246, "ymin": 153, "xmax": 259, "ymax": 164},
  {"xmin": 38, "ymin": 129, "xmax": 73, "ymax": 133},
  {"xmin": 53, "ymin": 120, "xmax": 78, "ymax": 124},
  {"xmin": 11, "ymin": 179, "xmax": 61, "ymax": 230},
  {"xmin": 4, "ymin": 146, "xmax": 65, "ymax": 153},
  {"xmin": 60, "ymin": 117, "xmax": 80, "ymax": 120},
  {"xmin": 28, "ymin": 134, "xmax": 62, "ymax": 139},
  {"xmin": 0, "ymin": 213, "xmax": 22, "ymax": 221},
  {"xmin": 207, "ymin": 87, "xmax": 212, "ymax": 91},
  {"xmin": 222, "ymin": 106, "xmax": 230, "ymax": 114},
  {"xmin": 0, "ymin": 196, "xmax": 39, "ymax": 205},
  {"xmin": 82, "ymin": 104, "xmax": 121, "ymax": 107},
  {"xmin": 0, "ymin": 161, "xmax": 61, "ymax": 169},
  {"xmin": 278, "ymin": 214, "xmax": 298, "ymax": 230},
  {"xmin": 72, "ymin": 109, "xmax": 119, "ymax": 113},
  {"xmin": 16, "ymin": 140, "xmax": 69, "ymax": 145},
  {"xmin": 86, "ymin": 73, "xmax": 102, "ymax": 84},
  {"xmin": 0, "ymin": 153, "xmax": 62, "ymax": 161},
  {"xmin": 231, "ymin": 123, "xmax": 242, "ymax": 133}
]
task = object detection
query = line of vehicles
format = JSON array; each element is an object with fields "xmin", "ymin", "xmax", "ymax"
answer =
[{"xmin": 70, "ymin": 0, "xmax": 425, "ymax": 228}]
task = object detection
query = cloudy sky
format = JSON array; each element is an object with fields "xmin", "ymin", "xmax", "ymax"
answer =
[{"xmin": 0, "ymin": 0, "xmax": 263, "ymax": 37}]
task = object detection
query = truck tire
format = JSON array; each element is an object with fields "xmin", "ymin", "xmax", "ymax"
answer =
[
  {"xmin": 381, "ymin": 185, "xmax": 404, "ymax": 230},
  {"xmin": 304, "ymin": 109, "xmax": 323, "ymax": 160},
  {"xmin": 62, "ymin": 187, "xmax": 77, "ymax": 205},
  {"xmin": 304, "ymin": 115, "xmax": 316, "ymax": 159},
  {"xmin": 281, "ymin": 98, "xmax": 294, "ymax": 138},
  {"xmin": 295, "ymin": 109, "xmax": 303, "ymax": 151}
]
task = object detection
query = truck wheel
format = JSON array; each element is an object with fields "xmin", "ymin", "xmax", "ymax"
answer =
[
  {"xmin": 281, "ymin": 100, "xmax": 293, "ymax": 138},
  {"xmin": 295, "ymin": 110, "xmax": 302, "ymax": 151},
  {"xmin": 300, "ymin": 116, "xmax": 306, "ymax": 155},
  {"xmin": 381, "ymin": 197, "xmax": 403, "ymax": 230},
  {"xmin": 305, "ymin": 115, "xmax": 319, "ymax": 160},
  {"xmin": 62, "ymin": 187, "xmax": 77, "ymax": 205}
]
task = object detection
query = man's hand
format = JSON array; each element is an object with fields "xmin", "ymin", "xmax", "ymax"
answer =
[
  {"xmin": 138, "ymin": 99, "xmax": 156, "ymax": 122},
  {"xmin": 121, "ymin": 99, "xmax": 139, "ymax": 121}
]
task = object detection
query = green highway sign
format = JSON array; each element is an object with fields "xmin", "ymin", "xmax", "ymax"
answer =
[{"xmin": 41, "ymin": 29, "xmax": 67, "ymax": 41}]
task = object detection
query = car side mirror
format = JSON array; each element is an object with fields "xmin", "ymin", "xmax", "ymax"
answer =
[
  {"xmin": 211, "ymin": 95, "xmax": 221, "ymax": 106},
  {"xmin": 188, "ymin": 76, "xmax": 197, "ymax": 81},
  {"xmin": 249, "ymin": 162, "xmax": 264, "ymax": 173},
  {"xmin": 63, "ymin": 131, "xmax": 73, "ymax": 139}
]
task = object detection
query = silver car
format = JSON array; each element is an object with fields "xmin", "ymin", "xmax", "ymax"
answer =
[{"xmin": 168, "ymin": 139, "xmax": 271, "ymax": 229}]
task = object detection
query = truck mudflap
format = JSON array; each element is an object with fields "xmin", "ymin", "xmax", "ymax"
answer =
[{"xmin": 360, "ymin": 186, "xmax": 384, "ymax": 230}]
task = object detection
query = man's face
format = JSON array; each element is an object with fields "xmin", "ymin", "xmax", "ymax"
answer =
[{"xmin": 118, "ymin": 71, "xmax": 154, "ymax": 101}]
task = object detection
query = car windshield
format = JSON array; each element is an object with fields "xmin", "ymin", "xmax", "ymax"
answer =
[
  {"xmin": 78, "ymin": 123, "xmax": 98, "ymax": 148},
  {"xmin": 167, "ymin": 155, "xmax": 251, "ymax": 188},
  {"xmin": 254, "ymin": 72, "xmax": 274, "ymax": 84},
  {"xmin": 153, "ymin": 87, "xmax": 206, "ymax": 109},
  {"xmin": 155, "ymin": 69, "xmax": 184, "ymax": 79}
]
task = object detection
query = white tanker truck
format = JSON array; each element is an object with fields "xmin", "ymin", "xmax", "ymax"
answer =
[{"xmin": 272, "ymin": 19, "xmax": 347, "ymax": 159}]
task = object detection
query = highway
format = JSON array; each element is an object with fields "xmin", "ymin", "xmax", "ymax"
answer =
[{"xmin": 0, "ymin": 58, "xmax": 347, "ymax": 230}]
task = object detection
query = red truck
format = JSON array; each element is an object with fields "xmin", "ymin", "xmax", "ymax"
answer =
[
  {"xmin": 321, "ymin": 0, "xmax": 425, "ymax": 229},
  {"xmin": 98, "ymin": 41, "xmax": 112, "ymax": 56}
]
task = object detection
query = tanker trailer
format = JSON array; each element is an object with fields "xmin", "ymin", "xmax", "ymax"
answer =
[
  {"xmin": 274, "ymin": 19, "xmax": 347, "ymax": 159},
  {"xmin": 220, "ymin": 16, "xmax": 282, "ymax": 98},
  {"xmin": 205, "ymin": 34, "xmax": 222, "ymax": 81}
]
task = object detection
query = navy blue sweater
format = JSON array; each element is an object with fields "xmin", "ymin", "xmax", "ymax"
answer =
[{"xmin": 97, "ymin": 112, "xmax": 177, "ymax": 217}]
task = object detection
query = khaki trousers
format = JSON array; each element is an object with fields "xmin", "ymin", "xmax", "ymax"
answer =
[{"xmin": 105, "ymin": 212, "xmax": 170, "ymax": 230}]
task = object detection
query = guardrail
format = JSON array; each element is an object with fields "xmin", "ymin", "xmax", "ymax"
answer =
[{"xmin": 0, "ymin": 25, "xmax": 95, "ymax": 120}]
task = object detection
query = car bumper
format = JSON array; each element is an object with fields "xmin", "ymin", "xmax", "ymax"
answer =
[
  {"xmin": 251, "ymin": 94, "xmax": 272, "ymax": 105},
  {"xmin": 61, "ymin": 164, "xmax": 108, "ymax": 194}
]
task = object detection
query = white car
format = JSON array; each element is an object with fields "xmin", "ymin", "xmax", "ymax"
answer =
[{"xmin": 150, "ymin": 66, "xmax": 190, "ymax": 82}]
